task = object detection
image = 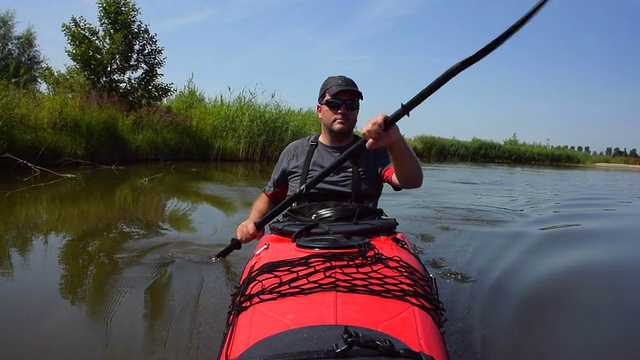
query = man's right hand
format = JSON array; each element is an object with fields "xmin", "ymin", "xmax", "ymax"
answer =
[{"xmin": 236, "ymin": 219, "xmax": 260, "ymax": 243}]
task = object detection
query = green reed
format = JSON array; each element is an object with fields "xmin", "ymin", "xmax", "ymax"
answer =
[
  {"xmin": 166, "ymin": 80, "xmax": 318, "ymax": 162},
  {"xmin": 1, "ymin": 78, "xmax": 636, "ymax": 167},
  {"xmin": 407, "ymin": 135, "xmax": 594, "ymax": 165},
  {"xmin": 1, "ymin": 79, "xmax": 318, "ymax": 166}
]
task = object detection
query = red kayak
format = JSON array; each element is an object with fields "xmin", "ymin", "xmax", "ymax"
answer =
[{"xmin": 217, "ymin": 216, "xmax": 448, "ymax": 360}]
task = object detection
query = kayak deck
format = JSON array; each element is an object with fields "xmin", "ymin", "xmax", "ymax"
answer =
[{"xmin": 218, "ymin": 229, "xmax": 447, "ymax": 360}]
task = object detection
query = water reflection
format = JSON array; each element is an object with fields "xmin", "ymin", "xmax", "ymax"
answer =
[
  {"xmin": 1, "ymin": 162, "xmax": 639, "ymax": 359},
  {"xmin": 407, "ymin": 164, "xmax": 640, "ymax": 360},
  {"xmin": 0, "ymin": 162, "xmax": 268, "ymax": 358},
  {"xmin": 1, "ymin": 162, "xmax": 268, "ymax": 273}
]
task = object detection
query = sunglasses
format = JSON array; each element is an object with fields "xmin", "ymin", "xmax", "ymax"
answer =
[{"xmin": 320, "ymin": 98, "xmax": 360, "ymax": 111}]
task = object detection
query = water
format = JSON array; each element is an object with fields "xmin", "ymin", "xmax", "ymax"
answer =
[{"xmin": 0, "ymin": 162, "xmax": 638, "ymax": 359}]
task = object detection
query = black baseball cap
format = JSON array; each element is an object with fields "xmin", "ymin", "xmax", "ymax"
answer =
[{"xmin": 318, "ymin": 75, "xmax": 363, "ymax": 102}]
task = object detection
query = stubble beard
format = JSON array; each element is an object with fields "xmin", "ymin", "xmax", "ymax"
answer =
[{"xmin": 327, "ymin": 119, "xmax": 356, "ymax": 142}]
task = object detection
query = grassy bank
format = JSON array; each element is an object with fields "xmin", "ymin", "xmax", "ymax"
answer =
[
  {"xmin": 1, "ymin": 80, "xmax": 318, "ymax": 166},
  {"xmin": 1, "ymin": 81, "xmax": 637, "ymax": 168},
  {"xmin": 408, "ymin": 136, "xmax": 639, "ymax": 166},
  {"xmin": 407, "ymin": 135, "xmax": 628, "ymax": 166}
]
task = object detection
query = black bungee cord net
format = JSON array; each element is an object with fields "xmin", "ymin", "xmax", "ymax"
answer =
[{"xmin": 225, "ymin": 244, "xmax": 446, "ymax": 329}]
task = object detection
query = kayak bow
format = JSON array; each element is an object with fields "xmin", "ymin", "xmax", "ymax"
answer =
[{"xmin": 218, "ymin": 218, "xmax": 448, "ymax": 360}]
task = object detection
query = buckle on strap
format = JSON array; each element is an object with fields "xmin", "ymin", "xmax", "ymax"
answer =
[
  {"xmin": 332, "ymin": 327, "xmax": 435, "ymax": 360},
  {"xmin": 343, "ymin": 328, "xmax": 397, "ymax": 355}
]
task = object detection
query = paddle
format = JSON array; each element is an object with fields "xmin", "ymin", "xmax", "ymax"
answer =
[{"xmin": 214, "ymin": 0, "xmax": 550, "ymax": 260}]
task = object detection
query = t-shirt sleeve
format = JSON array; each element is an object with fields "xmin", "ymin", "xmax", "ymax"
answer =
[
  {"xmin": 264, "ymin": 143, "xmax": 294, "ymax": 204},
  {"xmin": 376, "ymin": 148, "xmax": 401, "ymax": 191},
  {"xmin": 381, "ymin": 165, "xmax": 402, "ymax": 191}
]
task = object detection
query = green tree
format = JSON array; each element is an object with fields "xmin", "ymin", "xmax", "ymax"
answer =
[
  {"xmin": 0, "ymin": 9, "xmax": 45, "ymax": 88},
  {"xmin": 612, "ymin": 147, "xmax": 623, "ymax": 157},
  {"xmin": 61, "ymin": 0, "xmax": 174, "ymax": 109},
  {"xmin": 40, "ymin": 65, "xmax": 90, "ymax": 95}
]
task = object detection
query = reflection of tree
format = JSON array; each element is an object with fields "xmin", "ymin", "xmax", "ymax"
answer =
[
  {"xmin": 58, "ymin": 220, "xmax": 164, "ymax": 307},
  {"xmin": 0, "ymin": 239, "xmax": 14, "ymax": 279},
  {"xmin": 164, "ymin": 199, "xmax": 197, "ymax": 233},
  {"xmin": 0, "ymin": 226, "xmax": 25, "ymax": 279},
  {"xmin": 0, "ymin": 161, "xmax": 268, "ymax": 291},
  {"xmin": 0, "ymin": 162, "xmax": 270, "ymax": 357},
  {"xmin": 0, "ymin": 209, "xmax": 52, "ymax": 280},
  {"xmin": 143, "ymin": 260, "xmax": 174, "ymax": 354},
  {"xmin": 0, "ymin": 162, "xmax": 272, "ymax": 357}
]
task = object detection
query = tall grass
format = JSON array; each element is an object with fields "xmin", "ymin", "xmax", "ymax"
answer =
[
  {"xmin": 407, "ymin": 136, "xmax": 593, "ymax": 165},
  {"xmin": 1, "ymin": 79, "xmax": 318, "ymax": 166},
  {"xmin": 1, "ymin": 78, "xmax": 637, "ymax": 167},
  {"xmin": 165, "ymin": 79, "xmax": 317, "ymax": 162},
  {"xmin": 1, "ymin": 84, "xmax": 130, "ymax": 164}
]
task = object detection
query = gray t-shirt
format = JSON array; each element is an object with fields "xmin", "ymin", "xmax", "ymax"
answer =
[{"xmin": 264, "ymin": 134, "xmax": 396, "ymax": 207}]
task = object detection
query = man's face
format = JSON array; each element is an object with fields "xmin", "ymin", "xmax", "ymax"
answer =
[{"xmin": 316, "ymin": 90, "xmax": 360, "ymax": 135}]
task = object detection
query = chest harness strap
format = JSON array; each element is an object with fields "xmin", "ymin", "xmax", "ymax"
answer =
[{"xmin": 300, "ymin": 134, "xmax": 361, "ymax": 203}]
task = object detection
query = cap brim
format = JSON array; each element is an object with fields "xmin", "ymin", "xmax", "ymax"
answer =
[{"xmin": 326, "ymin": 86, "xmax": 363, "ymax": 100}]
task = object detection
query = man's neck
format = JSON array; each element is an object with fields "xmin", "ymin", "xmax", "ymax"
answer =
[{"xmin": 318, "ymin": 132, "xmax": 354, "ymax": 147}]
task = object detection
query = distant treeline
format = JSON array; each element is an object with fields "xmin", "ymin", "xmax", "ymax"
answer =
[{"xmin": 409, "ymin": 135, "xmax": 639, "ymax": 166}]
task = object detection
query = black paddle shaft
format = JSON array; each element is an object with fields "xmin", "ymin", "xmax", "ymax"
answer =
[{"xmin": 214, "ymin": 0, "xmax": 550, "ymax": 260}]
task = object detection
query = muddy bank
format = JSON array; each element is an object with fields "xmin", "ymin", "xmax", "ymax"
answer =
[{"xmin": 592, "ymin": 163, "xmax": 640, "ymax": 172}]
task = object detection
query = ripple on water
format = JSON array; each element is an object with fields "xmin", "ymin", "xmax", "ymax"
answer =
[{"xmin": 474, "ymin": 230, "xmax": 640, "ymax": 360}]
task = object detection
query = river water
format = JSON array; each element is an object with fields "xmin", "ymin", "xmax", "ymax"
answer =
[{"xmin": 0, "ymin": 162, "xmax": 638, "ymax": 360}]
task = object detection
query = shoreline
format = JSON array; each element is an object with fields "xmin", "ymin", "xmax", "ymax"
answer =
[{"xmin": 592, "ymin": 163, "xmax": 640, "ymax": 172}]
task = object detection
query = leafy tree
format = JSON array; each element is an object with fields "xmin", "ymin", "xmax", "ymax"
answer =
[
  {"xmin": 612, "ymin": 147, "xmax": 623, "ymax": 157},
  {"xmin": 0, "ymin": 9, "xmax": 45, "ymax": 88},
  {"xmin": 629, "ymin": 149, "xmax": 638, "ymax": 158},
  {"xmin": 61, "ymin": 0, "xmax": 174, "ymax": 109},
  {"xmin": 40, "ymin": 65, "xmax": 90, "ymax": 95}
]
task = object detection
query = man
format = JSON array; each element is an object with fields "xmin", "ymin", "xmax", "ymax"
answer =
[{"xmin": 236, "ymin": 75, "xmax": 423, "ymax": 243}]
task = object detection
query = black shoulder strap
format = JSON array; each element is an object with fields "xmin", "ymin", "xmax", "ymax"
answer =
[
  {"xmin": 299, "ymin": 133, "xmax": 362, "ymax": 203},
  {"xmin": 350, "ymin": 135, "xmax": 362, "ymax": 203},
  {"xmin": 300, "ymin": 134, "xmax": 319, "ymax": 188}
]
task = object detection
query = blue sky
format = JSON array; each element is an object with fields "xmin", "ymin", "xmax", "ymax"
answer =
[{"xmin": 5, "ymin": 0, "xmax": 639, "ymax": 152}]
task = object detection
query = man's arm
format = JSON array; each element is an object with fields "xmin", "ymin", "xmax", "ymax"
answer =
[{"xmin": 387, "ymin": 133, "xmax": 423, "ymax": 189}]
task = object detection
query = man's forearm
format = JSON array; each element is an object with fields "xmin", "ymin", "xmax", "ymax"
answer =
[
  {"xmin": 247, "ymin": 192, "xmax": 276, "ymax": 223},
  {"xmin": 388, "ymin": 139, "xmax": 423, "ymax": 189}
]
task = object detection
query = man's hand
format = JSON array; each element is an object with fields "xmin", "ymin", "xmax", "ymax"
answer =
[
  {"xmin": 362, "ymin": 113, "xmax": 423, "ymax": 189},
  {"xmin": 234, "ymin": 193, "xmax": 273, "ymax": 243},
  {"xmin": 236, "ymin": 219, "xmax": 261, "ymax": 243},
  {"xmin": 361, "ymin": 114, "xmax": 402, "ymax": 150}
]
